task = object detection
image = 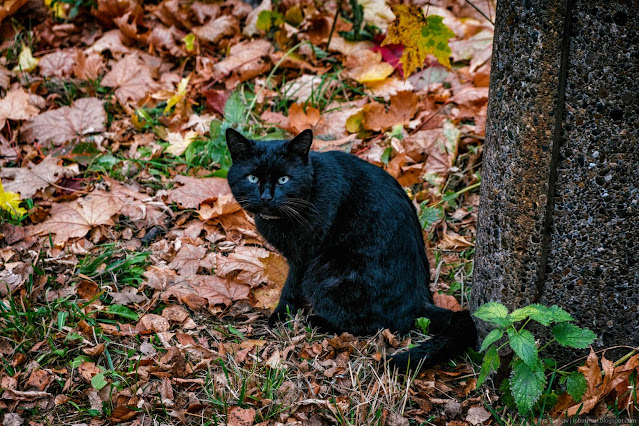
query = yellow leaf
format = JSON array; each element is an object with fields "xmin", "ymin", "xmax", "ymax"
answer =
[
  {"xmin": 44, "ymin": 0, "xmax": 66, "ymax": 18},
  {"xmin": 0, "ymin": 179, "xmax": 27, "ymax": 218},
  {"xmin": 383, "ymin": 5, "xmax": 455, "ymax": 76},
  {"xmin": 164, "ymin": 76, "xmax": 190, "ymax": 114},
  {"xmin": 12, "ymin": 44, "xmax": 39, "ymax": 74},
  {"xmin": 165, "ymin": 130, "xmax": 199, "ymax": 156}
]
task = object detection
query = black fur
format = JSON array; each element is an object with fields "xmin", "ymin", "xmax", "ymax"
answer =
[{"xmin": 225, "ymin": 128, "xmax": 477, "ymax": 371}]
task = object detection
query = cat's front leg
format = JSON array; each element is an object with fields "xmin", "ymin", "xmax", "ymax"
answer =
[{"xmin": 268, "ymin": 269, "xmax": 301, "ymax": 327}]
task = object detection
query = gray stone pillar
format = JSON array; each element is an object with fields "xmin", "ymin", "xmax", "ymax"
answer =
[{"xmin": 472, "ymin": 0, "xmax": 639, "ymax": 354}]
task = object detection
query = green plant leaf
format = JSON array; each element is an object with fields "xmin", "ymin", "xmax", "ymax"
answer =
[
  {"xmin": 565, "ymin": 371, "xmax": 587, "ymax": 402},
  {"xmin": 473, "ymin": 302, "xmax": 511, "ymax": 328},
  {"xmin": 510, "ymin": 359, "xmax": 546, "ymax": 414},
  {"xmin": 480, "ymin": 329, "xmax": 504, "ymax": 352},
  {"xmin": 415, "ymin": 317, "xmax": 431, "ymax": 335},
  {"xmin": 91, "ymin": 372, "xmax": 108, "ymax": 390},
  {"xmin": 507, "ymin": 328, "xmax": 538, "ymax": 368},
  {"xmin": 476, "ymin": 345, "xmax": 500, "ymax": 387},
  {"xmin": 106, "ymin": 304, "xmax": 139, "ymax": 321},
  {"xmin": 547, "ymin": 305, "xmax": 574, "ymax": 323},
  {"xmin": 552, "ymin": 323, "xmax": 597, "ymax": 348},
  {"xmin": 419, "ymin": 205, "xmax": 444, "ymax": 229},
  {"xmin": 509, "ymin": 305, "xmax": 541, "ymax": 323},
  {"xmin": 224, "ymin": 91, "xmax": 246, "ymax": 124}
]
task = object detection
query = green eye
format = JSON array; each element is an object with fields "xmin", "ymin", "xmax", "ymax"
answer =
[
  {"xmin": 278, "ymin": 176, "xmax": 290, "ymax": 184},
  {"xmin": 247, "ymin": 175, "xmax": 258, "ymax": 183}
]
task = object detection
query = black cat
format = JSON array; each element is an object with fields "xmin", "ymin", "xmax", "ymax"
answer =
[{"xmin": 225, "ymin": 128, "xmax": 477, "ymax": 370}]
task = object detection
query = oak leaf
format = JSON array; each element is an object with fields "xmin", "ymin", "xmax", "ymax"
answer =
[
  {"xmin": 383, "ymin": 5, "xmax": 455, "ymax": 76},
  {"xmin": 22, "ymin": 97, "xmax": 106, "ymax": 146},
  {"xmin": 31, "ymin": 192, "xmax": 124, "ymax": 244}
]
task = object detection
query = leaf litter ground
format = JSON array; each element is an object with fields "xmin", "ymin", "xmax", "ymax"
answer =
[{"xmin": 0, "ymin": 0, "xmax": 555, "ymax": 424}]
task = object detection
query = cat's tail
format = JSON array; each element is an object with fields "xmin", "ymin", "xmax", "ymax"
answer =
[{"xmin": 388, "ymin": 305, "xmax": 478, "ymax": 372}]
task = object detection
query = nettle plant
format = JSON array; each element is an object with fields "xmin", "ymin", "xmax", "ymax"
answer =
[{"xmin": 473, "ymin": 302, "xmax": 597, "ymax": 414}]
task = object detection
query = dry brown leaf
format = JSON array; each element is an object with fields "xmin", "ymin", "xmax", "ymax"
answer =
[
  {"xmin": 167, "ymin": 175, "xmax": 231, "ymax": 209},
  {"xmin": 168, "ymin": 243, "xmax": 212, "ymax": 277},
  {"xmin": 162, "ymin": 305, "xmax": 190, "ymax": 323},
  {"xmin": 0, "ymin": 156, "xmax": 79, "ymax": 199},
  {"xmin": 227, "ymin": 406, "xmax": 255, "ymax": 426},
  {"xmin": 78, "ymin": 362, "xmax": 100, "ymax": 383},
  {"xmin": 0, "ymin": 65, "xmax": 11, "ymax": 89},
  {"xmin": 82, "ymin": 343, "xmax": 105, "ymax": 357},
  {"xmin": 439, "ymin": 231, "xmax": 473, "ymax": 251},
  {"xmin": 466, "ymin": 405, "xmax": 491, "ymax": 425},
  {"xmin": 216, "ymin": 246, "xmax": 271, "ymax": 287},
  {"xmin": 260, "ymin": 251, "xmax": 288, "ymax": 287},
  {"xmin": 0, "ymin": 0, "xmax": 28, "ymax": 23},
  {"xmin": 22, "ymin": 97, "xmax": 106, "ymax": 146},
  {"xmin": 101, "ymin": 53, "xmax": 159, "ymax": 104},
  {"xmin": 213, "ymin": 39, "xmax": 273, "ymax": 81},
  {"xmin": 31, "ymin": 192, "xmax": 124, "ymax": 245},
  {"xmin": 0, "ymin": 87, "xmax": 40, "ymax": 130},
  {"xmin": 343, "ymin": 49, "xmax": 395, "ymax": 84},
  {"xmin": 565, "ymin": 349, "xmax": 602, "ymax": 416},
  {"xmin": 73, "ymin": 52, "xmax": 104, "ymax": 80},
  {"xmin": 84, "ymin": 29, "xmax": 130, "ymax": 56},
  {"xmin": 193, "ymin": 15, "xmax": 237, "ymax": 43},
  {"xmin": 288, "ymin": 103, "xmax": 321, "ymax": 134},
  {"xmin": 26, "ymin": 369, "xmax": 53, "ymax": 392},
  {"xmin": 433, "ymin": 292, "xmax": 462, "ymax": 312},
  {"xmin": 136, "ymin": 313, "xmax": 170, "ymax": 334},
  {"xmin": 198, "ymin": 193, "xmax": 242, "ymax": 221},
  {"xmin": 39, "ymin": 50, "xmax": 77, "ymax": 78},
  {"xmin": 76, "ymin": 280, "xmax": 100, "ymax": 300},
  {"xmin": 161, "ymin": 275, "xmax": 250, "ymax": 308},
  {"xmin": 362, "ymin": 91, "xmax": 418, "ymax": 132}
]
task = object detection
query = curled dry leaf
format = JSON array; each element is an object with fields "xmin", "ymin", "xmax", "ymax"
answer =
[
  {"xmin": 0, "ymin": 87, "xmax": 40, "ymax": 130},
  {"xmin": 0, "ymin": 156, "xmax": 79, "ymax": 199},
  {"xmin": 216, "ymin": 246, "xmax": 272, "ymax": 287},
  {"xmin": 31, "ymin": 192, "xmax": 124, "ymax": 245},
  {"xmin": 101, "ymin": 53, "xmax": 160, "ymax": 104},
  {"xmin": 84, "ymin": 29, "xmax": 130, "ymax": 56},
  {"xmin": 343, "ymin": 49, "xmax": 395, "ymax": 84},
  {"xmin": 22, "ymin": 97, "xmax": 106, "ymax": 146},
  {"xmin": 288, "ymin": 103, "xmax": 321, "ymax": 134},
  {"xmin": 136, "ymin": 313, "xmax": 170, "ymax": 334}
]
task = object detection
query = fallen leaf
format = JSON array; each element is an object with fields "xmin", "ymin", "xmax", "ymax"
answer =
[
  {"xmin": 26, "ymin": 369, "xmax": 53, "ymax": 392},
  {"xmin": 1, "ymin": 156, "xmax": 79, "ymax": 199},
  {"xmin": 12, "ymin": 44, "xmax": 39, "ymax": 73},
  {"xmin": 213, "ymin": 39, "xmax": 273, "ymax": 82},
  {"xmin": 39, "ymin": 49, "xmax": 77, "ymax": 78},
  {"xmin": 343, "ymin": 49, "xmax": 395, "ymax": 84},
  {"xmin": 433, "ymin": 291, "xmax": 462, "ymax": 312},
  {"xmin": 288, "ymin": 103, "xmax": 321, "ymax": 134},
  {"xmin": 168, "ymin": 243, "xmax": 212, "ymax": 277},
  {"xmin": 22, "ymin": 97, "xmax": 106, "ymax": 146},
  {"xmin": 162, "ymin": 305, "xmax": 190, "ymax": 323},
  {"xmin": 193, "ymin": 15, "xmax": 237, "ymax": 43},
  {"xmin": 466, "ymin": 405, "xmax": 491, "ymax": 425},
  {"xmin": 84, "ymin": 29, "xmax": 130, "ymax": 56},
  {"xmin": 161, "ymin": 275, "xmax": 250, "ymax": 308},
  {"xmin": 216, "ymin": 246, "xmax": 271, "ymax": 287},
  {"xmin": 227, "ymin": 406, "xmax": 255, "ymax": 426},
  {"xmin": 165, "ymin": 130, "xmax": 199, "ymax": 156},
  {"xmin": 360, "ymin": 0, "xmax": 394, "ymax": 30},
  {"xmin": 362, "ymin": 91, "xmax": 418, "ymax": 132},
  {"xmin": 383, "ymin": 5, "xmax": 455, "ymax": 75},
  {"xmin": 101, "ymin": 53, "xmax": 160, "ymax": 103},
  {"xmin": 136, "ymin": 313, "xmax": 170, "ymax": 334},
  {"xmin": 167, "ymin": 175, "xmax": 232, "ymax": 209},
  {"xmin": 0, "ymin": 87, "xmax": 40, "ymax": 130},
  {"xmin": 31, "ymin": 192, "xmax": 124, "ymax": 245},
  {"xmin": 78, "ymin": 362, "xmax": 100, "ymax": 383}
]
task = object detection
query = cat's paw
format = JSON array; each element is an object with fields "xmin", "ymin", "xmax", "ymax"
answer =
[{"xmin": 268, "ymin": 303, "xmax": 296, "ymax": 327}]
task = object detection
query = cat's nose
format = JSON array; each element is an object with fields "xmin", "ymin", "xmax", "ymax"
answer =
[{"xmin": 260, "ymin": 192, "xmax": 273, "ymax": 202}]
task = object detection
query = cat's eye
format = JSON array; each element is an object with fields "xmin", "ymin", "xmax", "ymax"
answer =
[
  {"xmin": 278, "ymin": 176, "xmax": 290, "ymax": 184},
  {"xmin": 247, "ymin": 175, "xmax": 259, "ymax": 183}
]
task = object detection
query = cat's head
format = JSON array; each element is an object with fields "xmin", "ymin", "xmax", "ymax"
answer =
[{"xmin": 225, "ymin": 128, "xmax": 314, "ymax": 218}]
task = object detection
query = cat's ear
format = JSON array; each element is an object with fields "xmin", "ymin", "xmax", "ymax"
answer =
[
  {"xmin": 226, "ymin": 128, "xmax": 253, "ymax": 161},
  {"xmin": 286, "ymin": 129, "xmax": 313, "ymax": 159}
]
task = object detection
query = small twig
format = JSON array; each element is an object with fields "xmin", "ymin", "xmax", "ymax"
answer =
[
  {"xmin": 464, "ymin": 0, "xmax": 494, "ymax": 25},
  {"xmin": 326, "ymin": 0, "xmax": 343, "ymax": 52}
]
